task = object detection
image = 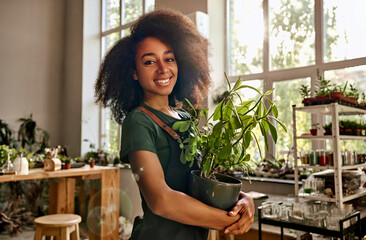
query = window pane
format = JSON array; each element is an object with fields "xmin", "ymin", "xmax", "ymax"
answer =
[
  {"xmin": 102, "ymin": 32, "xmax": 120, "ymax": 57},
  {"xmin": 102, "ymin": 0, "xmax": 120, "ymax": 31},
  {"xmin": 274, "ymin": 78, "xmax": 312, "ymax": 159},
  {"xmin": 121, "ymin": 28, "xmax": 132, "ymax": 38},
  {"xmin": 101, "ymin": 109, "xmax": 120, "ymax": 152},
  {"xmin": 123, "ymin": 0, "xmax": 143, "ymax": 24},
  {"xmin": 270, "ymin": 0, "xmax": 315, "ymax": 70},
  {"xmin": 228, "ymin": 0, "xmax": 263, "ymax": 76},
  {"xmin": 237, "ymin": 80, "xmax": 264, "ymax": 167},
  {"xmin": 146, "ymin": 0, "xmax": 155, "ymax": 12},
  {"xmin": 324, "ymin": 0, "xmax": 366, "ymax": 62}
]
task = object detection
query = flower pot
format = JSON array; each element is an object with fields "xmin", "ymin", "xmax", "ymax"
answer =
[
  {"xmin": 65, "ymin": 163, "xmax": 71, "ymax": 169},
  {"xmin": 310, "ymin": 129, "xmax": 318, "ymax": 136},
  {"xmin": 90, "ymin": 161, "xmax": 95, "ymax": 168},
  {"xmin": 315, "ymin": 95, "xmax": 330, "ymax": 101},
  {"xmin": 302, "ymin": 98, "xmax": 315, "ymax": 106},
  {"xmin": 324, "ymin": 129, "xmax": 331, "ymax": 135},
  {"xmin": 344, "ymin": 129, "xmax": 353, "ymax": 135},
  {"xmin": 189, "ymin": 170, "xmax": 242, "ymax": 211},
  {"xmin": 330, "ymin": 92, "xmax": 344, "ymax": 100}
]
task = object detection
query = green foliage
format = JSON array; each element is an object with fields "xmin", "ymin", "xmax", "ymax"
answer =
[
  {"xmin": 173, "ymin": 74, "xmax": 287, "ymax": 179},
  {"xmin": 345, "ymin": 83, "xmax": 359, "ymax": 99},
  {"xmin": 299, "ymin": 84, "xmax": 311, "ymax": 98},
  {"xmin": 315, "ymin": 76, "xmax": 331, "ymax": 96},
  {"xmin": 0, "ymin": 145, "xmax": 17, "ymax": 167},
  {"xmin": 323, "ymin": 122, "xmax": 332, "ymax": 130},
  {"xmin": 17, "ymin": 115, "xmax": 49, "ymax": 153},
  {"xmin": 360, "ymin": 93, "xmax": 366, "ymax": 104},
  {"xmin": 0, "ymin": 120, "xmax": 12, "ymax": 146}
]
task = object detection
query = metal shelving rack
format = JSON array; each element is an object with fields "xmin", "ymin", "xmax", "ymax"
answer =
[{"xmin": 292, "ymin": 103, "xmax": 366, "ymax": 208}]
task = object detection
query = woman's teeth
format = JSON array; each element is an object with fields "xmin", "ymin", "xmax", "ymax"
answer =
[{"xmin": 156, "ymin": 79, "xmax": 170, "ymax": 84}]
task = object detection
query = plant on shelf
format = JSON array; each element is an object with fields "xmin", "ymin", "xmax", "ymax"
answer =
[
  {"xmin": 310, "ymin": 123, "xmax": 320, "ymax": 136},
  {"xmin": 345, "ymin": 84, "xmax": 359, "ymax": 104},
  {"xmin": 330, "ymin": 82, "xmax": 346, "ymax": 100},
  {"xmin": 172, "ymin": 74, "xmax": 286, "ymax": 210},
  {"xmin": 315, "ymin": 76, "xmax": 331, "ymax": 100},
  {"xmin": 299, "ymin": 84, "xmax": 313, "ymax": 105},
  {"xmin": 323, "ymin": 122, "xmax": 332, "ymax": 135},
  {"xmin": 88, "ymin": 157, "xmax": 95, "ymax": 168}
]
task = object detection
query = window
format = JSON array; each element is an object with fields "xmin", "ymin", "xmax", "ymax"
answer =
[
  {"xmin": 100, "ymin": 0, "xmax": 155, "ymax": 152},
  {"xmin": 227, "ymin": 0, "xmax": 366, "ymax": 161}
]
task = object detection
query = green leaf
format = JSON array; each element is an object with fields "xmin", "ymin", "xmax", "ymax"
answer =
[
  {"xmin": 172, "ymin": 121, "xmax": 185, "ymax": 131},
  {"xmin": 264, "ymin": 88, "xmax": 274, "ymax": 95},
  {"xmin": 212, "ymin": 122, "xmax": 223, "ymax": 137},
  {"xmin": 232, "ymin": 77, "xmax": 242, "ymax": 91},
  {"xmin": 229, "ymin": 116, "xmax": 242, "ymax": 129},
  {"xmin": 218, "ymin": 144, "xmax": 232, "ymax": 159},
  {"xmin": 273, "ymin": 117, "xmax": 288, "ymax": 132},
  {"xmin": 213, "ymin": 101, "xmax": 224, "ymax": 121},
  {"xmin": 266, "ymin": 120, "xmax": 278, "ymax": 143},
  {"xmin": 179, "ymin": 121, "xmax": 191, "ymax": 132},
  {"xmin": 272, "ymin": 105, "xmax": 278, "ymax": 118}
]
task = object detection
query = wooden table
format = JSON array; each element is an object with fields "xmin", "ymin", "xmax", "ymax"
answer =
[{"xmin": 0, "ymin": 165, "xmax": 120, "ymax": 240}]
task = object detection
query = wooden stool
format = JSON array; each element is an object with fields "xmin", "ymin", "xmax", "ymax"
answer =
[{"xmin": 34, "ymin": 214, "xmax": 82, "ymax": 240}]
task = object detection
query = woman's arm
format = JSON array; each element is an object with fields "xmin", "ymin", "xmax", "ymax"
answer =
[{"xmin": 129, "ymin": 150, "xmax": 240, "ymax": 230}]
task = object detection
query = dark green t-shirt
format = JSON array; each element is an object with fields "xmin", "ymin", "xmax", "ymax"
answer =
[{"xmin": 120, "ymin": 103, "xmax": 208, "ymax": 240}]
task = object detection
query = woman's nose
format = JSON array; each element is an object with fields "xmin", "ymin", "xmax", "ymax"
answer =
[{"xmin": 157, "ymin": 60, "xmax": 168, "ymax": 73}]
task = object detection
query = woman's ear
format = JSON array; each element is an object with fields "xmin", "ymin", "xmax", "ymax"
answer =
[{"xmin": 132, "ymin": 71, "xmax": 138, "ymax": 81}]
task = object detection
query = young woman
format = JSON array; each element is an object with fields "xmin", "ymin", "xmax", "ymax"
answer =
[{"xmin": 95, "ymin": 9, "xmax": 254, "ymax": 240}]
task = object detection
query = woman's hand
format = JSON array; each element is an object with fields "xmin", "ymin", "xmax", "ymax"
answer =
[{"xmin": 224, "ymin": 191, "xmax": 254, "ymax": 235}]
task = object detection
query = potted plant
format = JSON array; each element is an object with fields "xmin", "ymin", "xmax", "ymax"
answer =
[
  {"xmin": 314, "ymin": 76, "xmax": 331, "ymax": 102},
  {"xmin": 310, "ymin": 123, "xmax": 320, "ymax": 136},
  {"xmin": 173, "ymin": 74, "xmax": 286, "ymax": 210},
  {"xmin": 345, "ymin": 84, "xmax": 359, "ymax": 105},
  {"xmin": 330, "ymin": 83, "xmax": 345, "ymax": 100},
  {"xmin": 89, "ymin": 157, "xmax": 95, "ymax": 168},
  {"xmin": 0, "ymin": 119, "xmax": 13, "ymax": 146},
  {"xmin": 323, "ymin": 122, "xmax": 332, "ymax": 135},
  {"xmin": 64, "ymin": 157, "xmax": 71, "ymax": 169},
  {"xmin": 299, "ymin": 84, "xmax": 314, "ymax": 106}
]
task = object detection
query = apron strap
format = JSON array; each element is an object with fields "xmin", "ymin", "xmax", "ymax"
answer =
[{"xmin": 135, "ymin": 106, "xmax": 180, "ymax": 140}]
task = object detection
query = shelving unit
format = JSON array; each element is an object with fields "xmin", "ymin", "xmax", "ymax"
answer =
[{"xmin": 292, "ymin": 103, "xmax": 366, "ymax": 208}]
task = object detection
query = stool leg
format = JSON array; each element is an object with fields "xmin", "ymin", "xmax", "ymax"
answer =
[
  {"xmin": 71, "ymin": 224, "xmax": 80, "ymax": 240},
  {"xmin": 60, "ymin": 227, "xmax": 70, "ymax": 240},
  {"xmin": 34, "ymin": 228, "xmax": 43, "ymax": 240}
]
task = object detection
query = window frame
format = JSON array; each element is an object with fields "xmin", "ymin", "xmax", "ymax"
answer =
[
  {"xmin": 98, "ymin": 0, "xmax": 154, "ymax": 152},
  {"xmin": 226, "ymin": 0, "xmax": 366, "ymax": 158}
]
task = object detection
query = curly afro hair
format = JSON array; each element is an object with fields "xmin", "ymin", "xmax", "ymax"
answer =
[{"xmin": 95, "ymin": 8, "xmax": 211, "ymax": 124}]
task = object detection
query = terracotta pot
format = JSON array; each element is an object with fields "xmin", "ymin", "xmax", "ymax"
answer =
[
  {"xmin": 302, "ymin": 98, "xmax": 315, "ymax": 106},
  {"xmin": 310, "ymin": 129, "xmax": 318, "ymax": 136},
  {"xmin": 90, "ymin": 161, "xmax": 95, "ymax": 168},
  {"xmin": 65, "ymin": 163, "xmax": 71, "ymax": 169},
  {"xmin": 324, "ymin": 129, "xmax": 331, "ymax": 135},
  {"xmin": 344, "ymin": 129, "xmax": 353, "ymax": 135},
  {"xmin": 316, "ymin": 95, "xmax": 330, "ymax": 101},
  {"xmin": 330, "ymin": 92, "xmax": 344, "ymax": 99},
  {"xmin": 345, "ymin": 97, "xmax": 358, "ymax": 104}
]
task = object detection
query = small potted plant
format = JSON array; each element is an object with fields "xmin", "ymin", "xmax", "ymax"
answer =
[
  {"xmin": 64, "ymin": 157, "xmax": 71, "ymax": 169},
  {"xmin": 323, "ymin": 122, "xmax": 332, "ymax": 135},
  {"xmin": 310, "ymin": 123, "xmax": 320, "ymax": 136},
  {"xmin": 173, "ymin": 74, "xmax": 286, "ymax": 210},
  {"xmin": 314, "ymin": 76, "xmax": 331, "ymax": 103},
  {"xmin": 345, "ymin": 84, "xmax": 359, "ymax": 105},
  {"xmin": 299, "ymin": 84, "xmax": 313, "ymax": 106},
  {"xmin": 330, "ymin": 83, "xmax": 345, "ymax": 100},
  {"xmin": 89, "ymin": 157, "xmax": 95, "ymax": 168}
]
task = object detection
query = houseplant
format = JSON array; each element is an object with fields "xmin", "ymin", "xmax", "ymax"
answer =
[
  {"xmin": 315, "ymin": 76, "xmax": 331, "ymax": 102},
  {"xmin": 172, "ymin": 74, "xmax": 286, "ymax": 210},
  {"xmin": 299, "ymin": 84, "xmax": 314, "ymax": 106}
]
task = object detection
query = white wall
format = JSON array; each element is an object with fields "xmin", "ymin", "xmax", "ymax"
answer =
[{"xmin": 0, "ymin": 0, "xmax": 66, "ymax": 147}]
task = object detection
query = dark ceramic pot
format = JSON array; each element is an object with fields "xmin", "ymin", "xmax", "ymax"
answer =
[{"xmin": 189, "ymin": 170, "xmax": 242, "ymax": 211}]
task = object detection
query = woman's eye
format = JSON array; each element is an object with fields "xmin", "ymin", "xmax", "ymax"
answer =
[
  {"xmin": 144, "ymin": 60, "xmax": 155, "ymax": 65},
  {"xmin": 166, "ymin": 58, "xmax": 175, "ymax": 62}
]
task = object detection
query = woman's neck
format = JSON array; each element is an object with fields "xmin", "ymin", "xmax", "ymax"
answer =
[{"xmin": 143, "ymin": 98, "xmax": 180, "ymax": 119}]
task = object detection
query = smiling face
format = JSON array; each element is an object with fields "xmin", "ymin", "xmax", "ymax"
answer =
[{"xmin": 133, "ymin": 37, "xmax": 178, "ymax": 102}]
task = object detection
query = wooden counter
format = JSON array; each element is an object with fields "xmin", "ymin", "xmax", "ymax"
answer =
[{"xmin": 0, "ymin": 166, "xmax": 120, "ymax": 240}]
